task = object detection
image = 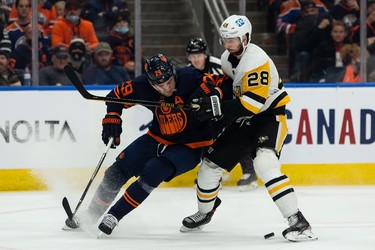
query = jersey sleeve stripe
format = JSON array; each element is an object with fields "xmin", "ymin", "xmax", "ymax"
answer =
[
  {"xmin": 260, "ymin": 89, "xmax": 290, "ymax": 113},
  {"xmin": 239, "ymin": 95, "xmax": 263, "ymax": 114},
  {"xmin": 239, "ymin": 91, "xmax": 267, "ymax": 114}
]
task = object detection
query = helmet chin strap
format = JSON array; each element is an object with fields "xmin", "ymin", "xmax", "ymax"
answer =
[
  {"xmin": 237, "ymin": 42, "xmax": 249, "ymax": 58},
  {"xmin": 232, "ymin": 37, "xmax": 249, "ymax": 58}
]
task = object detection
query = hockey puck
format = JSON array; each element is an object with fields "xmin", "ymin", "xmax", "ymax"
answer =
[{"xmin": 264, "ymin": 232, "xmax": 275, "ymax": 239}]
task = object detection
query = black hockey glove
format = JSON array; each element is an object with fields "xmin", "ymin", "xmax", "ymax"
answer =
[
  {"xmin": 102, "ymin": 112, "xmax": 122, "ymax": 148},
  {"xmin": 191, "ymin": 95, "xmax": 222, "ymax": 121},
  {"xmin": 189, "ymin": 81, "xmax": 220, "ymax": 102}
]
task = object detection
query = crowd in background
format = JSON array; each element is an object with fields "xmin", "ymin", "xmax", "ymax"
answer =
[
  {"xmin": 0, "ymin": 0, "xmax": 137, "ymax": 86},
  {"xmin": 0, "ymin": 0, "xmax": 373, "ymax": 86},
  {"xmin": 270, "ymin": 0, "xmax": 375, "ymax": 82}
]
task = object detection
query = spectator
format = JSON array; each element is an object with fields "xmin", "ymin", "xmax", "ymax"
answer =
[
  {"xmin": 0, "ymin": 48, "xmax": 22, "ymax": 86},
  {"xmin": 81, "ymin": 0, "xmax": 129, "ymax": 40},
  {"xmin": 5, "ymin": 0, "xmax": 50, "ymax": 51},
  {"xmin": 36, "ymin": 0, "xmax": 58, "ymax": 36},
  {"xmin": 266, "ymin": 0, "xmax": 284, "ymax": 32},
  {"xmin": 329, "ymin": 0, "xmax": 359, "ymax": 22},
  {"xmin": 310, "ymin": 20, "xmax": 351, "ymax": 81},
  {"xmin": 51, "ymin": 0, "xmax": 99, "ymax": 55},
  {"xmin": 106, "ymin": 12, "xmax": 141, "ymax": 79},
  {"xmin": 277, "ymin": 0, "xmax": 328, "ymax": 36},
  {"xmin": 82, "ymin": 42, "xmax": 131, "ymax": 85},
  {"xmin": 276, "ymin": 0, "xmax": 329, "ymax": 81},
  {"xmin": 11, "ymin": 22, "xmax": 50, "ymax": 71},
  {"xmin": 351, "ymin": 2, "xmax": 375, "ymax": 43},
  {"xmin": 290, "ymin": 0, "xmax": 332, "ymax": 81},
  {"xmin": 54, "ymin": 1, "xmax": 65, "ymax": 19},
  {"xmin": 7, "ymin": 0, "xmax": 29, "ymax": 24},
  {"xmin": 5, "ymin": 0, "xmax": 31, "ymax": 49},
  {"xmin": 39, "ymin": 44, "xmax": 73, "ymax": 85},
  {"xmin": 8, "ymin": 0, "xmax": 57, "ymax": 37},
  {"xmin": 325, "ymin": 43, "xmax": 364, "ymax": 82},
  {"xmin": 0, "ymin": 30, "xmax": 14, "ymax": 69},
  {"xmin": 68, "ymin": 38, "xmax": 92, "ymax": 75}
]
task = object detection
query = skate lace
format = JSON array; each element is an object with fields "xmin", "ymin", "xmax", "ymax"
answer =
[
  {"xmin": 102, "ymin": 214, "xmax": 118, "ymax": 228},
  {"xmin": 189, "ymin": 211, "xmax": 207, "ymax": 223}
]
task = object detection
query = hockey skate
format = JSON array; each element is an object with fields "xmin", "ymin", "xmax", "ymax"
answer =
[
  {"xmin": 237, "ymin": 173, "xmax": 258, "ymax": 192},
  {"xmin": 282, "ymin": 210, "xmax": 318, "ymax": 242},
  {"xmin": 98, "ymin": 214, "xmax": 118, "ymax": 235},
  {"xmin": 180, "ymin": 197, "xmax": 221, "ymax": 232}
]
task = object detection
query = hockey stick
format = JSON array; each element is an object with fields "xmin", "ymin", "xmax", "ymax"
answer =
[
  {"xmin": 64, "ymin": 65, "xmax": 198, "ymax": 110},
  {"xmin": 62, "ymin": 137, "xmax": 114, "ymax": 220}
]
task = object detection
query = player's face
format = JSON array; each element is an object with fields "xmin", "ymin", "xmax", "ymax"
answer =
[
  {"xmin": 221, "ymin": 37, "xmax": 243, "ymax": 56},
  {"xmin": 151, "ymin": 76, "xmax": 176, "ymax": 97},
  {"xmin": 188, "ymin": 53, "xmax": 207, "ymax": 70}
]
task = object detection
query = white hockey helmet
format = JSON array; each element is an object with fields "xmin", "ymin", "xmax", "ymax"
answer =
[{"xmin": 219, "ymin": 15, "xmax": 252, "ymax": 44}]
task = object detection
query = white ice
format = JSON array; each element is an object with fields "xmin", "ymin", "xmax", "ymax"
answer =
[{"xmin": 1, "ymin": 186, "xmax": 375, "ymax": 250}]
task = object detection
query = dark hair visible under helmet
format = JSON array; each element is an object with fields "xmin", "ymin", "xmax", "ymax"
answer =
[
  {"xmin": 186, "ymin": 37, "xmax": 207, "ymax": 54},
  {"xmin": 144, "ymin": 54, "xmax": 175, "ymax": 84}
]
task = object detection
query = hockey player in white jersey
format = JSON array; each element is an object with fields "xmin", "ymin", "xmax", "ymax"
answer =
[
  {"xmin": 181, "ymin": 15, "xmax": 317, "ymax": 242},
  {"xmin": 186, "ymin": 36, "xmax": 259, "ymax": 191}
]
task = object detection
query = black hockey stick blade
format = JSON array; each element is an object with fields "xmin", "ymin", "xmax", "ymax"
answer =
[
  {"xmin": 64, "ymin": 65, "xmax": 198, "ymax": 110},
  {"xmin": 62, "ymin": 197, "xmax": 73, "ymax": 220}
]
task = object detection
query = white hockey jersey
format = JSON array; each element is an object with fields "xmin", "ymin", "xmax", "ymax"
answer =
[{"xmin": 221, "ymin": 43, "xmax": 290, "ymax": 115}]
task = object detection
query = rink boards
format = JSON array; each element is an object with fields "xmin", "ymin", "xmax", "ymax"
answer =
[{"xmin": 1, "ymin": 84, "xmax": 374, "ymax": 190}]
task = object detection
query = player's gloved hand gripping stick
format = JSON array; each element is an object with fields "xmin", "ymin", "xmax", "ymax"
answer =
[
  {"xmin": 188, "ymin": 81, "xmax": 222, "ymax": 121},
  {"xmin": 102, "ymin": 113, "xmax": 122, "ymax": 148}
]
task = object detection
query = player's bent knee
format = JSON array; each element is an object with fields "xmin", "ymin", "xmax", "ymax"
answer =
[
  {"xmin": 197, "ymin": 158, "xmax": 222, "ymax": 190},
  {"xmin": 140, "ymin": 157, "xmax": 175, "ymax": 188},
  {"xmin": 253, "ymin": 148, "xmax": 282, "ymax": 183},
  {"xmin": 103, "ymin": 164, "xmax": 129, "ymax": 191}
]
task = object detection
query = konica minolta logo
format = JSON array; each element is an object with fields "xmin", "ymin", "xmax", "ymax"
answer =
[{"xmin": 0, "ymin": 120, "xmax": 76, "ymax": 143}]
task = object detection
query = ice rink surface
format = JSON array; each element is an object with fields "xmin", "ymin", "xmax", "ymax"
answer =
[{"xmin": 1, "ymin": 186, "xmax": 374, "ymax": 250}]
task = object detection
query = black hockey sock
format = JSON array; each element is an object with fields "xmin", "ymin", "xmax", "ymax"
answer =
[{"xmin": 108, "ymin": 180, "xmax": 150, "ymax": 221}]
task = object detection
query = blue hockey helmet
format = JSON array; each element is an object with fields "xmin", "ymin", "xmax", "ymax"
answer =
[{"xmin": 144, "ymin": 54, "xmax": 175, "ymax": 85}]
